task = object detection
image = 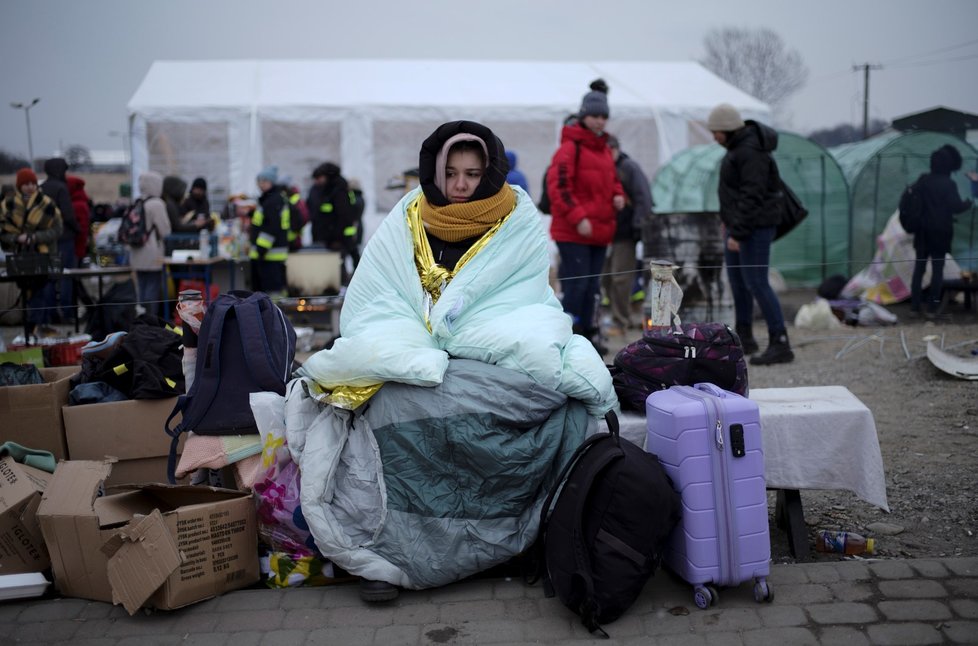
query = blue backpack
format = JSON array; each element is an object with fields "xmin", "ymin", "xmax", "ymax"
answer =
[{"xmin": 165, "ymin": 290, "xmax": 296, "ymax": 482}]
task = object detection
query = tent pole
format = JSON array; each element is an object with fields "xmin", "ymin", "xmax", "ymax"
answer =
[{"xmin": 820, "ymin": 155, "xmax": 827, "ymax": 280}]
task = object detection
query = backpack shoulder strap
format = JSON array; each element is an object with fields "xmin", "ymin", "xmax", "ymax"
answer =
[
  {"xmin": 170, "ymin": 295, "xmax": 236, "ymax": 430},
  {"xmin": 235, "ymin": 294, "xmax": 293, "ymax": 391}
]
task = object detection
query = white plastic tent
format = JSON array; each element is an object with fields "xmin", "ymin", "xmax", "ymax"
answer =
[{"xmin": 126, "ymin": 59, "xmax": 769, "ymax": 235}]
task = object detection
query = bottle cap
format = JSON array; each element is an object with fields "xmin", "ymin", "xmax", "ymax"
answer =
[{"xmin": 866, "ymin": 538, "xmax": 875, "ymax": 554}]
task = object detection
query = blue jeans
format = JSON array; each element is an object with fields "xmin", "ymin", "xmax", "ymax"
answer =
[
  {"xmin": 723, "ymin": 226, "xmax": 786, "ymax": 335},
  {"xmin": 556, "ymin": 242, "xmax": 607, "ymax": 332},
  {"xmin": 910, "ymin": 250, "xmax": 945, "ymax": 313},
  {"xmin": 41, "ymin": 239, "xmax": 77, "ymax": 320},
  {"xmin": 137, "ymin": 270, "xmax": 163, "ymax": 318}
]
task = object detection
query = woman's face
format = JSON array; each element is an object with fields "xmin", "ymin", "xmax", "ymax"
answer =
[
  {"xmin": 445, "ymin": 150, "xmax": 484, "ymax": 203},
  {"xmin": 581, "ymin": 114, "xmax": 608, "ymax": 135},
  {"xmin": 19, "ymin": 181, "xmax": 37, "ymax": 197},
  {"xmin": 712, "ymin": 131, "xmax": 728, "ymax": 146}
]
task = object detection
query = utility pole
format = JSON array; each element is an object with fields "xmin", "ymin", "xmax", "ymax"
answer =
[{"xmin": 852, "ymin": 63, "xmax": 882, "ymax": 140}]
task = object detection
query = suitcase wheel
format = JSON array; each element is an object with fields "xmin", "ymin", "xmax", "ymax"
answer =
[
  {"xmin": 753, "ymin": 578, "xmax": 774, "ymax": 603},
  {"xmin": 693, "ymin": 584, "xmax": 719, "ymax": 610}
]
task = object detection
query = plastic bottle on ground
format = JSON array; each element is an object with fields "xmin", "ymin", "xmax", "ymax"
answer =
[{"xmin": 815, "ymin": 530, "xmax": 875, "ymax": 555}]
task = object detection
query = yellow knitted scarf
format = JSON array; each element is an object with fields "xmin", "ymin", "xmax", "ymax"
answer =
[
  {"xmin": 418, "ymin": 184, "xmax": 515, "ymax": 242},
  {"xmin": 408, "ymin": 185, "xmax": 516, "ymax": 307}
]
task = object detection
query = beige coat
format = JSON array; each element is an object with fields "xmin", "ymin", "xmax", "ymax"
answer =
[{"xmin": 128, "ymin": 171, "xmax": 172, "ymax": 271}]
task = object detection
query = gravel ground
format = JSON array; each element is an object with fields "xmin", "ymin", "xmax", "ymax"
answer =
[{"xmin": 606, "ymin": 289, "xmax": 978, "ymax": 564}]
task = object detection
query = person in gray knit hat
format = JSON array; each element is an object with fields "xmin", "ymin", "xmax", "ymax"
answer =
[
  {"xmin": 546, "ymin": 78, "xmax": 625, "ymax": 351},
  {"xmin": 579, "ymin": 78, "xmax": 610, "ymax": 119},
  {"xmin": 708, "ymin": 102, "xmax": 794, "ymax": 365}
]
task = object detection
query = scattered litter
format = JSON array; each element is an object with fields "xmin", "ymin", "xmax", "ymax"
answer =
[{"xmin": 926, "ymin": 341, "xmax": 978, "ymax": 380}]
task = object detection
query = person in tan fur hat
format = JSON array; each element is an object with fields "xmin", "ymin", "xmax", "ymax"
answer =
[{"xmin": 707, "ymin": 102, "xmax": 794, "ymax": 365}]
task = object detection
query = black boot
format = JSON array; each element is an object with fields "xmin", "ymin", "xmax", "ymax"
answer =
[
  {"xmin": 735, "ymin": 324, "xmax": 759, "ymax": 355},
  {"xmin": 359, "ymin": 578, "xmax": 399, "ymax": 602},
  {"xmin": 750, "ymin": 330, "xmax": 794, "ymax": 365}
]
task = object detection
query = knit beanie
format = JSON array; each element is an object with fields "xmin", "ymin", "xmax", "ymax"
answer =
[
  {"xmin": 579, "ymin": 78, "xmax": 610, "ymax": 118},
  {"xmin": 15, "ymin": 168, "xmax": 38, "ymax": 190},
  {"xmin": 707, "ymin": 103, "xmax": 745, "ymax": 132},
  {"xmin": 256, "ymin": 165, "xmax": 278, "ymax": 184},
  {"xmin": 191, "ymin": 177, "xmax": 207, "ymax": 191}
]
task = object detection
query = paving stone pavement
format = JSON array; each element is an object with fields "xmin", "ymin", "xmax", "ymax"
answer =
[{"xmin": 1, "ymin": 557, "xmax": 976, "ymax": 645}]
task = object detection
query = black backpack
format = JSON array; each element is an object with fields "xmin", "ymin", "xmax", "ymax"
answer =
[
  {"xmin": 165, "ymin": 290, "xmax": 296, "ymax": 482},
  {"xmin": 899, "ymin": 176, "xmax": 926, "ymax": 234},
  {"xmin": 537, "ymin": 142, "xmax": 581, "ymax": 215},
  {"xmin": 538, "ymin": 412, "xmax": 682, "ymax": 636},
  {"xmin": 117, "ymin": 198, "xmax": 154, "ymax": 248}
]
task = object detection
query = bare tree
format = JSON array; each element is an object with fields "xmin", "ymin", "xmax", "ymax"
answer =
[
  {"xmin": 701, "ymin": 27, "xmax": 809, "ymax": 108},
  {"xmin": 64, "ymin": 144, "xmax": 92, "ymax": 170}
]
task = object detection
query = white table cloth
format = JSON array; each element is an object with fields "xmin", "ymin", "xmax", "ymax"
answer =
[{"xmin": 604, "ymin": 385, "xmax": 889, "ymax": 512}]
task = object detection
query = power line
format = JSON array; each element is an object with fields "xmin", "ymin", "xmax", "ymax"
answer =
[
  {"xmin": 880, "ymin": 37, "xmax": 978, "ymax": 67},
  {"xmin": 888, "ymin": 52, "xmax": 978, "ymax": 70},
  {"xmin": 808, "ymin": 37, "xmax": 978, "ymax": 84}
]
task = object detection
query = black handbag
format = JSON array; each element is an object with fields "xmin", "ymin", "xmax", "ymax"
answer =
[{"xmin": 775, "ymin": 179, "xmax": 808, "ymax": 241}]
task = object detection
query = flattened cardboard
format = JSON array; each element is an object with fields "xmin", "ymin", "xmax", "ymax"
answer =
[
  {"xmin": 0, "ymin": 366, "xmax": 78, "ymax": 460},
  {"xmin": 37, "ymin": 460, "xmax": 258, "ymax": 613},
  {"xmin": 102, "ymin": 509, "xmax": 181, "ymax": 615},
  {"xmin": 62, "ymin": 398, "xmax": 184, "ymax": 486},
  {"xmin": 0, "ymin": 458, "xmax": 52, "ymax": 574}
]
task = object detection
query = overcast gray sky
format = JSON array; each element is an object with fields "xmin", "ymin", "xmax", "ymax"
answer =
[{"xmin": 2, "ymin": 0, "xmax": 976, "ymax": 160}]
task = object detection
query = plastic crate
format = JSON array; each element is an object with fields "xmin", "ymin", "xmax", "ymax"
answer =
[
  {"xmin": 45, "ymin": 339, "xmax": 87, "ymax": 366},
  {"xmin": 4, "ymin": 253, "xmax": 63, "ymax": 277}
]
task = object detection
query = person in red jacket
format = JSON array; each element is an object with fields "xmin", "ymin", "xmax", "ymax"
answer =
[
  {"xmin": 66, "ymin": 175, "xmax": 91, "ymax": 263},
  {"xmin": 547, "ymin": 79, "xmax": 625, "ymax": 345}
]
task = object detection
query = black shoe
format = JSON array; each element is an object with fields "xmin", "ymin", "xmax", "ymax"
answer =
[
  {"xmin": 735, "ymin": 325, "xmax": 759, "ymax": 355},
  {"xmin": 750, "ymin": 332, "xmax": 794, "ymax": 366},
  {"xmin": 359, "ymin": 578, "xmax": 399, "ymax": 602}
]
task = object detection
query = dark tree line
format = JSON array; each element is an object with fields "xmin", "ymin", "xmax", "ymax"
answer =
[{"xmin": 0, "ymin": 149, "xmax": 31, "ymax": 173}]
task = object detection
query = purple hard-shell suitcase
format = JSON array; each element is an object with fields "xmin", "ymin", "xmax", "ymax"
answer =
[{"xmin": 645, "ymin": 382, "xmax": 772, "ymax": 609}]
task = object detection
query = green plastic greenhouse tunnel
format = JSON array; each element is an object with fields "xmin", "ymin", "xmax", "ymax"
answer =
[
  {"xmin": 650, "ymin": 132, "xmax": 851, "ymax": 287},
  {"xmin": 829, "ymin": 130, "xmax": 978, "ymax": 273}
]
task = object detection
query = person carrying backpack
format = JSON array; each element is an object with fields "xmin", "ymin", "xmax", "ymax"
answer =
[
  {"xmin": 127, "ymin": 171, "xmax": 171, "ymax": 317},
  {"xmin": 546, "ymin": 79, "xmax": 626, "ymax": 348},
  {"xmin": 909, "ymin": 144, "xmax": 973, "ymax": 320}
]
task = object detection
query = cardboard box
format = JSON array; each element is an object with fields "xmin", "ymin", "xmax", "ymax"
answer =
[
  {"xmin": 0, "ymin": 458, "xmax": 52, "ymax": 574},
  {"xmin": 37, "ymin": 460, "xmax": 258, "ymax": 614},
  {"xmin": 62, "ymin": 398, "xmax": 184, "ymax": 486},
  {"xmin": 0, "ymin": 366, "xmax": 78, "ymax": 460}
]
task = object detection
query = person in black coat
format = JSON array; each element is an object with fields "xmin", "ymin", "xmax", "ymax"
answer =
[
  {"xmin": 306, "ymin": 162, "xmax": 359, "ymax": 284},
  {"xmin": 910, "ymin": 144, "xmax": 973, "ymax": 319},
  {"xmin": 41, "ymin": 157, "xmax": 79, "ymax": 321},
  {"xmin": 708, "ymin": 103, "xmax": 792, "ymax": 365}
]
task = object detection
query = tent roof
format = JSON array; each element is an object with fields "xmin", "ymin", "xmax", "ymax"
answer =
[{"xmin": 127, "ymin": 59, "xmax": 770, "ymax": 114}]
